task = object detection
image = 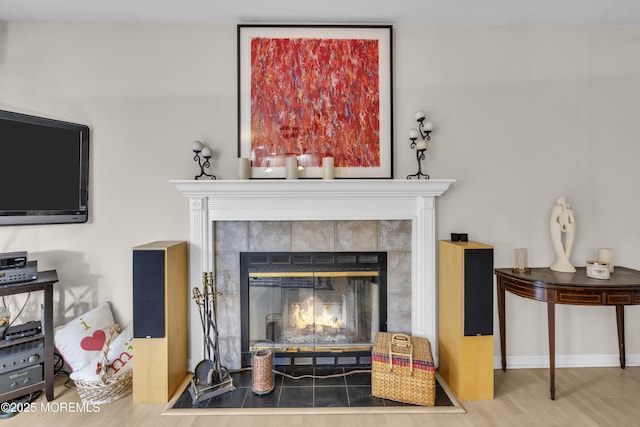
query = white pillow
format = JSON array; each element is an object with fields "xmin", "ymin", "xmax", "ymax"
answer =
[
  {"xmin": 70, "ymin": 322, "xmax": 133, "ymax": 382},
  {"xmin": 54, "ymin": 302, "xmax": 116, "ymax": 372}
]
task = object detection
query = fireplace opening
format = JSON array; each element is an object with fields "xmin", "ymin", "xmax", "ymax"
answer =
[{"xmin": 240, "ymin": 252, "xmax": 387, "ymax": 367}]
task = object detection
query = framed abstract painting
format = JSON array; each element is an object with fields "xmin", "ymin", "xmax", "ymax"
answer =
[{"xmin": 238, "ymin": 25, "xmax": 393, "ymax": 179}]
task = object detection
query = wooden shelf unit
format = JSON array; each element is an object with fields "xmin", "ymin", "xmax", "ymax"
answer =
[{"xmin": 0, "ymin": 271, "xmax": 57, "ymax": 402}]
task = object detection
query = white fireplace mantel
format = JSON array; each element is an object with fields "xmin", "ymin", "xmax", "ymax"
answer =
[{"xmin": 172, "ymin": 179, "xmax": 454, "ymax": 369}]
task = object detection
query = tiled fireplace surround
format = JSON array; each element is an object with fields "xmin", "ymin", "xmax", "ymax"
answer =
[{"xmin": 173, "ymin": 179, "xmax": 454, "ymax": 371}]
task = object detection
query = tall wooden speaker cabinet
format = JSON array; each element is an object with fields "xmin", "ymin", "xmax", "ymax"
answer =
[
  {"xmin": 439, "ymin": 240, "xmax": 494, "ymax": 400},
  {"xmin": 132, "ymin": 241, "xmax": 188, "ymax": 403}
]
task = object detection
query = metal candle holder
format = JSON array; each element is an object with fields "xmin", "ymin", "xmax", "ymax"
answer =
[
  {"xmin": 192, "ymin": 140, "xmax": 216, "ymax": 180},
  {"xmin": 407, "ymin": 111, "xmax": 435, "ymax": 180}
]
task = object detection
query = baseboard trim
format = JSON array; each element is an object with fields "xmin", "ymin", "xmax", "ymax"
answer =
[{"xmin": 494, "ymin": 353, "xmax": 640, "ymax": 369}]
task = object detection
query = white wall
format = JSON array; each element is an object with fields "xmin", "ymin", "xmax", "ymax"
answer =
[{"xmin": 1, "ymin": 22, "xmax": 639, "ymax": 368}]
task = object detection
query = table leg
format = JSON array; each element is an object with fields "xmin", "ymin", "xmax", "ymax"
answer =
[
  {"xmin": 497, "ymin": 279, "xmax": 507, "ymax": 371},
  {"xmin": 44, "ymin": 284, "xmax": 54, "ymax": 401},
  {"xmin": 547, "ymin": 301, "xmax": 555, "ymax": 400},
  {"xmin": 616, "ymin": 305, "xmax": 626, "ymax": 369}
]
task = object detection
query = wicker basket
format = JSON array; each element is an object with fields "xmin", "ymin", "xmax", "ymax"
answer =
[
  {"xmin": 74, "ymin": 325, "xmax": 133, "ymax": 405},
  {"xmin": 371, "ymin": 332, "xmax": 436, "ymax": 406}
]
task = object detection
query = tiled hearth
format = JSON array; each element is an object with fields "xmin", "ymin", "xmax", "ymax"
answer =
[
  {"xmin": 172, "ymin": 366, "xmax": 455, "ymax": 410},
  {"xmin": 173, "ymin": 179, "xmax": 454, "ymax": 371}
]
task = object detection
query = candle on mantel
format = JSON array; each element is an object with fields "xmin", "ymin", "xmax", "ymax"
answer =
[
  {"xmin": 192, "ymin": 140, "xmax": 203, "ymax": 152},
  {"xmin": 416, "ymin": 139, "xmax": 428, "ymax": 151},
  {"xmin": 322, "ymin": 157, "xmax": 335, "ymax": 179},
  {"xmin": 285, "ymin": 156, "xmax": 298, "ymax": 179},
  {"xmin": 238, "ymin": 157, "xmax": 250, "ymax": 180},
  {"xmin": 201, "ymin": 147, "xmax": 212, "ymax": 158},
  {"xmin": 423, "ymin": 121, "xmax": 435, "ymax": 132}
]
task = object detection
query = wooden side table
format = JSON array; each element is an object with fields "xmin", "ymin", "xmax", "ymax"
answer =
[{"xmin": 495, "ymin": 267, "xmax": 640, "ymax": 400}]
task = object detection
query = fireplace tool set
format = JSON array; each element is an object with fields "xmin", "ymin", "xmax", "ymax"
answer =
[{"xmin": 189, "ymin": 272, "xmax": 235, "ymax": 404}]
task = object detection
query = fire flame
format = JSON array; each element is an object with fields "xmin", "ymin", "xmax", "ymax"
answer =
[{"xmin": 291, "ymin": 297, "xmax": 343, "ymax": 330}]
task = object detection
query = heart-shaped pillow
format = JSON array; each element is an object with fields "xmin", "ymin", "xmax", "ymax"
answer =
[{"xmin": 80, "ymin": 329, "xmax": 107, "ymax": 351}]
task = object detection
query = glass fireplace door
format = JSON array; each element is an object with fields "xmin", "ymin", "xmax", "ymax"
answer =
[
  {"xmin": 247, "ymin": 270, "xmax": 380, "ymax": 353},
  {"xmin": 241, "ymin": 252, "xmax": 387, "ymax": 366}
]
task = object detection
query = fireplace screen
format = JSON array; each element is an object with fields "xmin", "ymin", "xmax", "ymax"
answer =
[{"xmin": 241, "ymin": 252, "xmax": 387, "ymax": 366}]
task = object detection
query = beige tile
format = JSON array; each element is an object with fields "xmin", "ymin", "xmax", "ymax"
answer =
[
  {"xmin": 387, "ymin": 309, "xmax": 411, "ymax": 334},
  {"xmin": 335, "ymin": 220, "xmax": 378, "ymax": 251},
  {"xmin": 386, "ymin": 251, "xmax": 411, "ymax": 294},
  {"xmin": 387, "ymin": 291, "xmax": 412, "ymax": 312},
  {"xmin": 292, "ymin": 220, "xmax": 335, "ymax": 251},
  {"xmin": 216, "ymin": 294, "xmax": 241, "ymax": 338},
  {"xmin": 215, "ymin": 251, "xmax": 240, "ymax": 295},
  {"xmin": 386, "ymin": 250, "xmax": 412, "ymax": 333},
  {"xmin": 218, "ymin": 336, "xmax": 241, "ymax": 370},
  {"xmin": 249, "ymin": 221, "xmax": 292, "ymax": 251},
  {"xmin": 379, "ymin": 220, "xmax": 412, "ymax": 251},
  {"xmin": 215, "ymin": 221, "xmax": 249, "ymax": 252}
]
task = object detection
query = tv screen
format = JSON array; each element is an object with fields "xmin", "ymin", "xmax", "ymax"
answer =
[{"xmin": 0, "ymin": 109, "xmax": 89, "ymax": 226}]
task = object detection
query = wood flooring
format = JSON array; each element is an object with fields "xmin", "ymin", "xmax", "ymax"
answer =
[{"xmin": 3, "ymin": 366, "xmax": 640, "ymax": 426}]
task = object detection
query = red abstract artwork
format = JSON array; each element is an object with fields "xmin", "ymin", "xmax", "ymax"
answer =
[{"xmin": 249, "ymin": 37, "xmax": 380, "ymax": 169}]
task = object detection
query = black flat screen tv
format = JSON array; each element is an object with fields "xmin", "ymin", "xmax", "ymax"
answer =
[{"xmin": 0, "ymin": 109, "xmax": 90, "ymax": 226}]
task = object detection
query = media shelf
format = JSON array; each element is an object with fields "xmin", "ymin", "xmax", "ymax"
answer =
[
  {"xmin": 0, "ymin": 380, "xmax": 46, "ymax": 403},
  {"xmin": 0, "ymin": 334, "xmax": 44, "ymax": 349},
  {"xmin": 0, "ymin": 271, "xmax": 57, "ymax": 402}
]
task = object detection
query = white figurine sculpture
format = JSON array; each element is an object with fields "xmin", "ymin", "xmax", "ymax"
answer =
[{"xmin": 549, "ymin": 196, "xmax": 576, "ymax": 273}]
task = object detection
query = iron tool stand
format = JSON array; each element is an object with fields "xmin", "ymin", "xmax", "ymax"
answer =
[{"xmin": 189, "ymin": 272, "xmax": 235, "ymax": 403}]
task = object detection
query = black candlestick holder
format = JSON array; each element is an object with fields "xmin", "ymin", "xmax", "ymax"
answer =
[
  {"xmin": 192, "ymin": 141, "xmax": 216, "ymax": 180},
  {"xmin": 407, "ymin": 111, "xmax": 434, "ymax": 180},
  {"xmin": 407, "ymin": 145, "xmax": 429, "ymax": 179}
]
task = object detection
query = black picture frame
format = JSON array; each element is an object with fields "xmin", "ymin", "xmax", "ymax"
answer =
[{"xmin": 237, "ymin": 24, "xmax": 393, "ymax": 179}]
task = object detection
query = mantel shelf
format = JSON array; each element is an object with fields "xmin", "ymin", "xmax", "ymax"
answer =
[{"xmin": 171, "ymin": 179, "xmax": 455, "ymax": 198}]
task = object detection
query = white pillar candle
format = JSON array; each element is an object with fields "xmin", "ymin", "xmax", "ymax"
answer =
[
  {"xmin": 597, "ymin": 248, "xmax": 614, "ymax": 273},
  {"xmin": 191, "ymin": 140, "xmax": 203, "ymax": 152},
  {"xmin": 285, "ymin": 156, "xmax": 298, "ymax": 180},
  {"xmin": 238, "ymin": 157, "xmax": 250, "ymax": 180},
  {"xmin": 416, "ymin": 139, "xmax": 428, "ymax": 150},
  {"xmin": 322, "ymin": 157, "xmax": 335, "ymax": 179},
  {"xmin": 200, "ymin": 147, "xmax": 212, "ymax": 158}
]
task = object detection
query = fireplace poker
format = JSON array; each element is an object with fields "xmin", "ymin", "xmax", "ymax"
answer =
[
  {"xmin": 204, "ymin": 273, "xmax": 222, "ymax": 381},
  {"xmin": 192, "ymin": 287, "xmax": 215, "ymax": 385}
]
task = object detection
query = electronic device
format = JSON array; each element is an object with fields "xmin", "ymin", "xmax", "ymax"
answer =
[
  {"xmin": 0, "ymin": 252, "xmax": 27, "ymax": 270},
  {"xmin": 4, "ymin": 321, "xmax": 41, "ymax": 341},
  {"xmin": 0, "ymin": 261, "xmax": 37, "ymax": 286},
  {"xmin": 0, "ymin": 340, "xmax": 44, "ymax": 374},
  {"xmin": 0, "ymin": 364, "xmax": 43, "ymax": 395},
  {"xmin": 0, "ymin": 109, "xmax": 90, "ymax": 226}
]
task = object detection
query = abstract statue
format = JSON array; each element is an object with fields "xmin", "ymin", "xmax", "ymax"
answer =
[{"xmin": 549, "ymin": 196, "xmax": 576, "ymax": 273}]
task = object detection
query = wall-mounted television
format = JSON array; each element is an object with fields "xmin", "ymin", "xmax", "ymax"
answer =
[{"xmin": 0, "ymin": 109, "xmax": 90, "ymax": 226}]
